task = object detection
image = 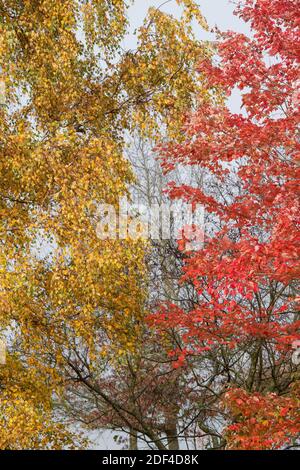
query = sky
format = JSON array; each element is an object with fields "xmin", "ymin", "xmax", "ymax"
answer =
[
  {"xmin": 125, "ymin": 0, "xmax": 250, "ymax": 45},
  {"xmin": 122, "ymin": 0, "xmax": 250, "ymax": 113}
]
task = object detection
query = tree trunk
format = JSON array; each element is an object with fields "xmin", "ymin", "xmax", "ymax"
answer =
[
  {"xmin": 165, "ymin": 418, "xmax": 179, "ymax": 450},
  {"xmin": 129, "ymin": 430, "xmax": 138, "ymax": 450}
]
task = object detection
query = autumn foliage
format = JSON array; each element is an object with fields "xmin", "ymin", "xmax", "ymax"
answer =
[
  {"xmin": 0, "ymin": 0, "xmax": 299, "ymax": 450},
  {"xmin": 153, "ymin": 0, "xmax": 300, "ymax": 449},
  {"xmin": 0, "ymin": 0, "xmax": 210, "ymax": 449}
]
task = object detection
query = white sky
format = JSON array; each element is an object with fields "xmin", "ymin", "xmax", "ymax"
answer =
[
  {"xmin": 125, "ymin": 0, "xmax": 250, "ymax": 44},
  {"xmin": 122, "ymin": 0, "xmax": 250, "ymax": 114}
]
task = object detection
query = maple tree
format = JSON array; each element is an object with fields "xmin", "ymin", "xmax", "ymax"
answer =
[
  {"xmin": 0, "ymin": 0, "xmax": 211, "ymax": 448},
  {"xmin": 153, "ymin": 0, "xmax": 300, "ymax": 449}
]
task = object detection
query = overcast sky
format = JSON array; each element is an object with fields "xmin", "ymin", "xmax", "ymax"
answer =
[
  {"xmin": 122, "ymin": 0, "xmax": 250, "ymax": 113},
  {"xmin": 125, "ymin": 0, "xmax": 250, "ymax": 44}
]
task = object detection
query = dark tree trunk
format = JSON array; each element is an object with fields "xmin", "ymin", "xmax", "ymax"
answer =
[{"xmin": 165, "ymin": 418, "xmax": 179, "ymax": 450}]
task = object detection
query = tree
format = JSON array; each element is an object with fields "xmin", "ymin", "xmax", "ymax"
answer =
[
  {"xmin": 0, "ymin": 355, "xmax": 82, "ymax": 449},
  {"xmin": 59, "ymin": 137, "xmax": 212, "ymax": 450},
  {"xmin": 153, "ymin": 0, "xmax": 300, "ymax": 450},
  {"xmin": 0, "ymin": 0, "xmax": 211, "ymax": 448}
]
